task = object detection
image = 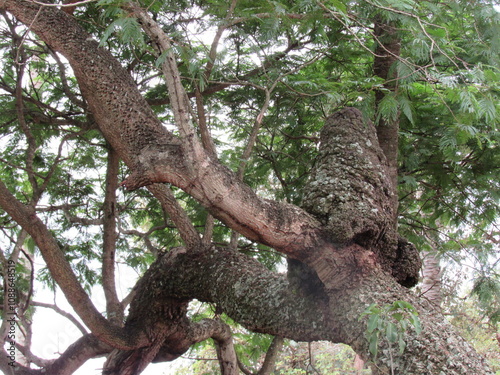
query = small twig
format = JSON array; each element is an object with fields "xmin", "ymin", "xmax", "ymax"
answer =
[
  {"xmin": 29, "ymin": 0, "xmax": 98, "ymax": 8},
  {"xmin": 31, "ymin": 301, "xmax": 88, "ymax": 335},
  {"xmin": 20, "ymin": 249, "xmax": 35, "ymax": 314},
  {"xmin": 15, "ymin": 7, "xmax": 42, "ymax": 65}
]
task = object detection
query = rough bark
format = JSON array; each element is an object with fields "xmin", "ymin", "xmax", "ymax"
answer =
[
  {"xmin": 301, "ymin": 108, "xmax": 420, "ymax": 286},
  {"xmin": 302, "ymin": 108, "xmax": 398, "ymax": 260},
  {"xmin": 0, "ymin": 2, "xmax": 493, "ymax": 375},
  {"xmin": 0, "ymin": 0, "xmax": 321, "ymax": 258},
  {"xmin": 121, "ymin": 245, "xmax": 492, "ymax": 374}
]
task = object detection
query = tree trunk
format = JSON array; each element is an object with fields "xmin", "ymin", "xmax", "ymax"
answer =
[
  {"xmin": 0, "ymin": 2, "xmax": 493, "ymax": 375},
  {"xmin": 421, "ymin": 250, "xmax": 443, "ymax": 307},
  {"xmin": 373, "ymin": 17, "xmax": 401, "ymax": 204}
]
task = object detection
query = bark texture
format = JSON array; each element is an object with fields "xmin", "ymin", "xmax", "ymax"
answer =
[
  {"xmin": 302, "ymin": 108, "xmax": 420, "ymax": 285},
  {"xmin": 0, "ymin": 2, "xmax": 493, "ymax": 375},
  {"xmin": 119, "ymin": 246, "xmax": 492, "ymax": 375},
  {"xmin": 303, "ymin": 108, "xmax": 396, "ymax": 249}
]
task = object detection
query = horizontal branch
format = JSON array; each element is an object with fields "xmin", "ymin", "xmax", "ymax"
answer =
[
  {"xmin": 5, "ymin": 334, "xmax": 111, "ymax": 375},
  {"xmin": 141, "ymin": 246, "xmax": 332, "ymax": 342}
]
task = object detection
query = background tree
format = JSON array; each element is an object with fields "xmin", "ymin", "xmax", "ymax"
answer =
[{"xmin": 0, "ymin": 0, "xmax": 498, "ymax": 374}]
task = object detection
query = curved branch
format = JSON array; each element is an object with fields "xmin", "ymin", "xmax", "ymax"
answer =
[
  {"xmin": 1, "ymin": 0, "xmax": 323, "ymax": 260},
  {"xmin": 0, "ymin": 179, "xmax": 145, "ymax": 350},
  {"xmin": 147, "ymin": 247, "xmax": 331, "ymax": 342},
  {"xmin": 31, "ymin": 302, "xmax": 88, "ymax": 336},
  {"xmin": 1, "ymin": 334, "xmax": 111, "ymax": 375}
]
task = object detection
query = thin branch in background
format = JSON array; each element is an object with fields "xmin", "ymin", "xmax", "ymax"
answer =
[
  {"xmin": 228, "ymin": 50, "xmax": 321, "ymax": 249},
  {"xmin": 31, "ymin": 301, "xmax": 88, "ymax": 335},
  {"xmin": 147, "ymin": 184, "xmax": 202, "ymax": 249},
  {"xmin": 14, "ymin": 6, "xmax": 42, "ymax": 66},
  {"xmin": 204, "ymin": 0, "xmax": 238, "ymax": 80},
  {"xmin": 102, "ymin": 146, "xmax": 123, "ymax": 325},
  {"xmin": 20, "ymin": 248, "xmax": 34, "ymax": 314},
  {"xmin": 48, "ymin": 48, "xmax": 86, "ymax": 108},
  {"xmin": 202, "ymin": 214, "xmax": 215, "ymax": 245},
  {"xmin": 258, "ymin": 335, "xmax": 284, "ymax": 375},
  {"xmin": 307, "ymin": 342, "xmax": 321, "ymax": 375},
  {"xmin": 29, "ymin": 0, "xmax": 99, "ymax": 8},
  {"xmin": 229, "ymin": 86, "xmax": 272, "ymax": 250},
  {"xmin": 13, "ymin": 40, "xmax": 39, "ymax": 202},
  {"xmin": 118, "ymin": 222, "xmax": 165, "ymax": 256}
]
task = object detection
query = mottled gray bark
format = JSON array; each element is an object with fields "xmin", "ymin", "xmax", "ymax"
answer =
[
  {"xmin": 302, "ymin": 108, "xmax": 420, "ymax": 286},
  {"xmin": 128, "ymin": 245, "xmax": 492, "ymax": 375}
]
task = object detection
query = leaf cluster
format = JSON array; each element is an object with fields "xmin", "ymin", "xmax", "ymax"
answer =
[{"xmin": 359, "ymin": 301, "xmax": 422, "ymax": 360}]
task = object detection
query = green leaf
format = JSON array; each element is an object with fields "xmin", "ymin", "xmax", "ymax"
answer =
[
  {"xmin": 378, "ymin": 93, "xmax": 399, "ymax": 123},
  {"xmin": 386, "ymin": 322, "xmax": 398, "ymax": 343},
  {"xmin": 393, "ymin": 300, "xmax": 416, "ymax": 311},
  {"xmin": 369, "ymin": 332, "xmax": 379, "ymax": 358},
  {"xmin": 325, "ymin": 0, "xmax": 347, "ymax": 14},
  {"xmin": 398, "ymin": 336, "xmax": 406, "ymax": 354},
  {"xmin": 99, "ymin": 16, "xmax": 145, "ymax": 48},
  {"xmin": 392, "ymin": 312, "xmax": 404, "ymax": 322},
  {"xmin": 367, "ymin": 314, "xmax": 380, "ymax": 333},
  {"xmin": 410, "ymin": 314, "xmax": 422, "ymax": 334},
  {"xmin": 478, "ymin": 96, "xmax": 497, "ymax": 123}
]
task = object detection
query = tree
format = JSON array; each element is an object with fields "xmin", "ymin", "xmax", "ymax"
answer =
[{"xmin": 0, "ymin": 0, "xmax": 498, "ymax": 374}]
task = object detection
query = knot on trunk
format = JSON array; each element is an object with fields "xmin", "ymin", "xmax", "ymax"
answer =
[
  {"xmin": 302, "ymin": 107, "xmax": 396, "ymax": 248},
  {"xmin": 392, "ymin": 236, "xmax": 422, "ymax": 287},
  {"xmin": 302, "ymin": 107, "xmax": 420, "ymax": 286}
]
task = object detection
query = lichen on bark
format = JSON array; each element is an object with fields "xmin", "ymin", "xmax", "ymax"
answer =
[
  {"xmin": 302, "ymin": 107, "xmax": 397, "ymax": 250},
  {"xmin": 302, "ymin": 107, "xmax": 420, "ymax": 284}
]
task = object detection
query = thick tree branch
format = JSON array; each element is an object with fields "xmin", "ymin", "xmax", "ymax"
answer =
[
  {"xmin": 146, "ymin": 247, "xmax": 331, "ymax": 342},
  {"xmin": 146, "ymin": 245, "xmax": 493, "ymax": 374},
  {"xmin": 1, "ymin": 334, "xmax": 110, "ymax": 375},
  {"xmin": 1, "ymin": 0, "xmax": 326, "ymax": 260}
]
